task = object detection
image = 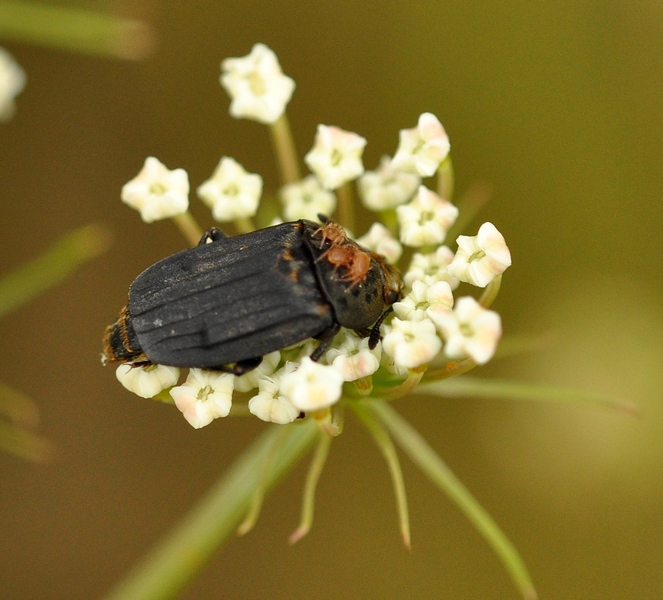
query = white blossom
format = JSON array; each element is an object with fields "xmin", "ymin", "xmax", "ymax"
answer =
[
  {"xmin": 447, "ymin": 222, "xmax": 512, "ymax": 287},
  {"xmin": 234, "ymin": 351, "xmax": 281, "ymax": 392},
  {"xmin": 356, "ymin": 222, "xmax": 402, "ymax": 264},
  {"xmin": 358, "ymin": 155, "xmax": 420, "ymax": 211},
  {"xmin": 248, "ymin": 365, "xmax": 300, "ymax": 424},
  {"xmin": 170, "ymin": 368, "xmax": 234, "ymax": 428},
  {"xmin": 197, "ymin": 157, "xmax": 262, "ymax": 222},
  {"xmin": 391, "ymin": 112, "xmax": 450, "ymax": 177},
  {"xmin": 121, "ymin": 157, "xmax": 189, "ymax": 222},
  {"xmin": 304, "ymin": 125, "xmax": 367, "ymax": 190},
  {"xmin": 393, "ymin": 280, "xmax": 454, "ymax": 323},
  {"xmin": 116, "ymin": 363, "xmax": 180, "ymax": 399},
  {"xmin": 396, "ymin": 185, "xmax": 458, "ymax": 247},
  {"xmin": 279, "ymin": 175, "xmax": 336, "ymax": 221},
  {"xmin": 382, "ymin": 318, "xmax": 442, "ymax": 370},
  {"xmin": 403, "ymin": 246, "xmax": 459, "ymax": 289},
  {"xmin": 434, "ymin": 296, "xmax": 502, "ymax": 364},
  {"xmin": 280, "ymin": 357, "xmax": 344, "ymax": 411},
  {"xmin": 0, "ymin": 48, "xmax": 25, "ymax": 121},
  {"xmin": 325, "ymin": 332, "xmax": 381, "ymax": 381},
  {"xmin": 220, "ymin": 43, "xmax": 295, "ymax": 124}
]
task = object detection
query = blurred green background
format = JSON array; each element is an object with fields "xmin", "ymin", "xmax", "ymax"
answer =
[{"xmin": 1, "ymin": 1, "xmax": 662, "ymax": 598}]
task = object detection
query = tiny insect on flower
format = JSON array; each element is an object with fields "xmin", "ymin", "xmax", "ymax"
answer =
[{"xmin": 102, "ymin": 218, "xmax": 402, "ymax": 378}]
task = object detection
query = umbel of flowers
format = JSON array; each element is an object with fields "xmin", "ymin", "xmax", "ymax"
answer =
[{"xmin": 112, "ymin": 44, "xmax": 534, "ymax": 598}]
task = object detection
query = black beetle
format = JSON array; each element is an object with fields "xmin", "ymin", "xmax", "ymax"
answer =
[{"xmin": 103, "ymin": 219, "xmax": 402, "ymax": 375}]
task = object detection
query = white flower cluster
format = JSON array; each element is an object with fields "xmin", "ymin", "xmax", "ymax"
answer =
[{"xmin": 114, "ymin": 44, "xmax": 513, "ymax": 430}]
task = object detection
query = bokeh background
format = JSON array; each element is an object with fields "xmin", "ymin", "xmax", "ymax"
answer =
[{"xmin": 1, "ymin": 1, "xmax": 662, "ymax": 598}]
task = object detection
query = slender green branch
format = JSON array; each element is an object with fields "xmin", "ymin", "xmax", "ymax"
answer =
[
  {"xmin": 436, "ymin": 155, "xmax": 454, "ymax": 200},
  {"xmin": 171, "ymin": 212, "xmax": 204, "ymax": 247},
  {"xmin": 335, "ymin": 182, "xmax": 355, "ymax": 233},
  {"xmin": 269, "ymin": 114, "xmax": 301, "ymax": 185},
  {"xmin": 0, "ymin": 223, "xmax": 111, "ymax": 319},
  {"xmin": 0, "ymin": 1, "xmax": 155, "ymax": 60},
  {"xmin": 289, "ymin": 431, "xmax": 331, "ymax": 544},
  {"xmin": 368, "ymin": 401, "xmax": 538, "ymax": 600},
  {"xmin": 103, "ymin": 421, "xmax": 317, "ymax": 600},
  {"xmin": 352, "ymin": 403, "xmax": 411, "ymax": 549}
]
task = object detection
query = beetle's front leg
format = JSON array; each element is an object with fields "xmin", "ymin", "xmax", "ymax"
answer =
[
  {"xmin": 198, "ymin": 227, "xmax": 228, "ymax": 245},
  {"xmin": 310, "ymin": 322, "xmax": 342, "ymax": 362},
  {"xmin": 215, "ymin": 356, "xmax": 263, "ymax": 376}
]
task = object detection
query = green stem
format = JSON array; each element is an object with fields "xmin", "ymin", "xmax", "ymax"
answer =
[
  {"xmin": 479, "ymin": 274, "xmax": 502, "ymax": 309},
  {"xmin": 352, "ymin": 403, "xmax": 411, "ymax": 549},
  {"xmin": 0, "ymin": 223, "xmax": 111, "ymax": 320},
  {"xmin": 335, "ymin": 182, "xmax": 355, "ymax": 233},
  {"xmin": 171, "ymin": 212, "xmax": 204, "ymax": 247},
  {"xmin": 103, "ymin": 421, "xmax": 317, "ymax": 600},
  {"xmin": 0, "ymin": 1, "xmax": 155, "ymax": 60},
  {"xmin": 369, "ymin": 401, "xmax": 538, "ymax": 600},
  {"xmin": 269, "ymin": 114, "xmax": 301, "ymax": 185},
  {"xmin": 289, "ymin": 431, "xmax": 331, "ymax": 544},
  {"xmin": 436, "ymin": 155, "xmax": 454, "ymax": 200}
]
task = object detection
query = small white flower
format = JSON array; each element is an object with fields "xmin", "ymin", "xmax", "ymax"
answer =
[
  {"xmin": 356, "ymin": 222, "xmax": 402, "ymax": 264},
  {"xmin": 358, "ymin": 155, "xmax": 420, "ymax": 211},
  {"xmin": 447, "ymin": 222, "xmax": 512, "ymax": 288},
  {"xmin": 403, "ymin": 246, "xmax": 459, "ymax": 289},
  {"xmin": 391, "ymin": 112, "xmax": 450, "ymax": 177},
  {"xmin": 396, "ymin": 185, "xmax": 459, "ymax": 247},
  {"xmin": 434, "ymin": 296, "xmax": 502, "ymax": 364},
  {"xmin": 0, "ymin": 48, "xmax": 26, "ymax": 121},
  {"xmin": 304, "ymin": 125, "xmax": 367, "ymax": 190},
  {"xmin": 220, "ymin": 43, "xmax": 295, "ymax": 124},
  {"xmin": 393, "ymin": 280, "xmax": 454, "ymax": 323},
  {"xmin": 382, "ymin": 318, "xmax": 442, "ymax": 370},
  {"xmin": 325, "ymin": 332, "xmax": 381, "ymax": 381},
  {"xmin": 170, "ymin": 368, "xmax": 234, "ymax": 429},
  {"xmin": 280, "ymin": 357, "xmax": 344, "ymax": 411},
  {"xmin": 279, "ymin": 175, "xmax": 336, "ymax": 221},
  {"xmin": 116, "ymin": 363, "xmax": 180, "ymax": 399},
  {"xmin": 197, "ymin": 157, "xmax": 262, "ymax": 222},
  {"xmin": 121, "ymin": 157, "xmax": 189, "ymax": 223},
  {"xmin": 234, "ymin": 351, "xmax": 281, "ymax": 392},
  {"xmin": 248, "ymin": 365, "xmax": 300, "ymax": 424}
]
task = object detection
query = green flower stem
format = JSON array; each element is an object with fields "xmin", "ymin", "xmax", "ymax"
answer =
[
  {"xmin": 0, "ymin": 381, "xmax": 40, "ymax": 427},
  {"xmin": 368, "ymin": 401, "xmax": 538, "ymax": 600},
  {"xmin": 233, "ymin": 217, "xmax": 255, "ymax": 234},
  {"xmin": 445, "ymin": 181, "xmax": 492, "ymax": 242},
  {"xmin": 237, "ymin": 424, "xmax": 294, "ymax": 536},
  {"xmin": 479, "ymin": 274, "xmax": 502, "ymax": 308},
  {"xmin": 288, "ymin": 431, "xmax": 331, "ymax": 544},
  {"xmin": 437, "ymin": 155, "xmax": 454, "ymax": 200},
  {"xmin": 171, "ymin": 212, "xmax": 203, "ymax": 247},
  {"xmin": 103, "ymin": 421, "xmax": 317, "ymax": 600},
  {"xmin": 335, "ymin": 182, "xmax": 355, "ymax": 233},
  {"xmin": 416, "ymin": 377, "xmax": 639, "ymax": 415},
  {"xmin": 0, "ymin": 1, "xmax": 154, "ymax": 60},
  {"xmin": 423, "ymin": 358, "xmax": 477, "ymax": 382},
  {"xmin": 352, "ymin": 403, "xmax": 411, "ymax": 549},
  {"xmin": 381, "ymin": 368, "xmax": 425, "ymax": 401},
  {"xmin": 269, "ymin": 114, "xmax": 301, "ymax": 186},
  {"xmin": 0, "ymin": 223, "xmax": 111, "ymax": 320},
  {"xmin": 0, "ymin": 418, "xmax": 54, "ymax": 463}
]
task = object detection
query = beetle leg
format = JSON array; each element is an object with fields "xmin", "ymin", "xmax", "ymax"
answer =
[
  {"xmin": 310, "ymin": 322, "xmax": 342, "ymax": 362},
  {"xmin": 214, "ymin": 356, "xmax": 263, "ymax": 376},
  {"xmin": 367, "ymin": 306, "xmax": 393, "ymax": 350},
  {"xmin": 198, "ymin": 227, "xmax": 228, "ymax": 245}
]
